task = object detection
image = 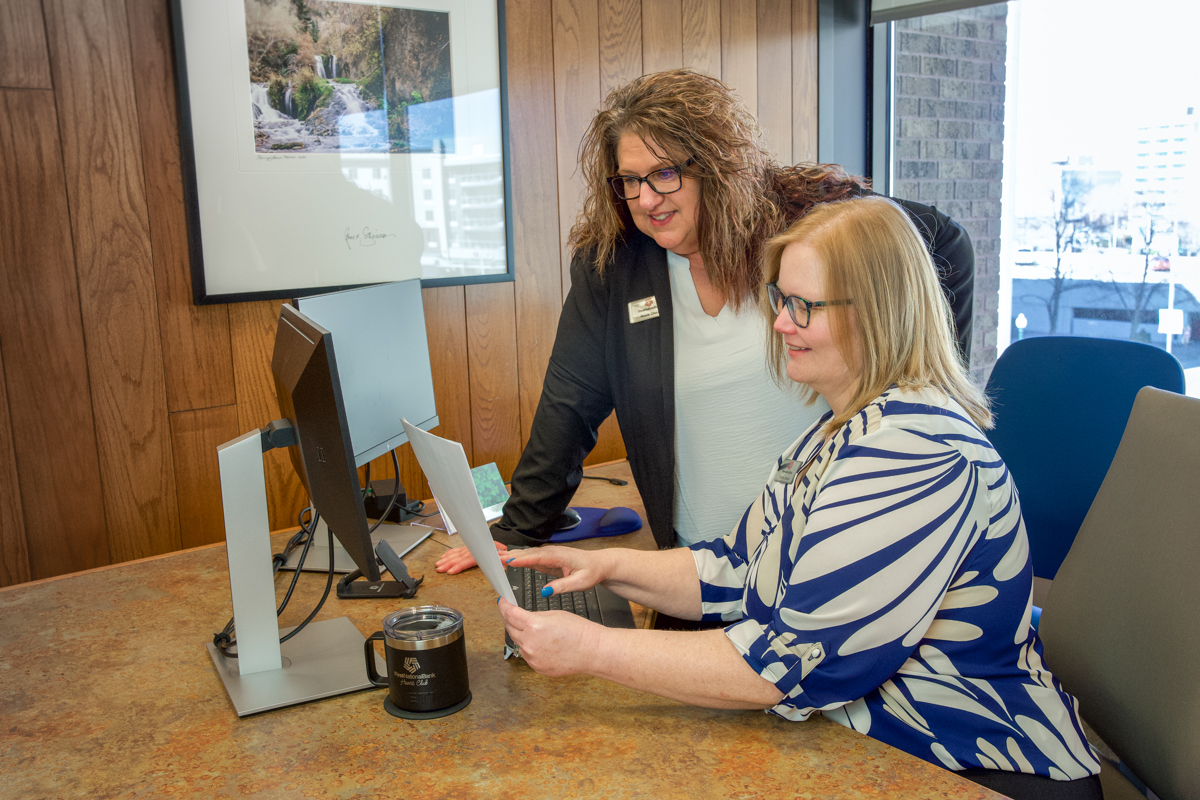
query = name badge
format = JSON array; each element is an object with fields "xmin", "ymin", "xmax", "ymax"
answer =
[
  {"xmin": 773, "ymin": 459, "xmax": 804, "ymax": 484},
  {"xmin": 628, "ymin": 296, "xmax": 660, "ymax": 324}
]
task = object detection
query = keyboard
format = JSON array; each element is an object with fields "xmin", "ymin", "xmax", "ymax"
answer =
[
  {"xmin": 510, "ymin": 564, "xmax": 602, "ymax": 618},
  {"xmin": 504, "ymin": 564, "xmax": 636, "ymax": 628}
]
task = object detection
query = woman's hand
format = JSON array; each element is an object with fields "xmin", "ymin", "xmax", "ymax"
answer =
[
  {"xmin": 501, "ymin": 546, "xmax": 608, "ymax": 595},
  {"xmin": 498, "ymin": 598, "xmax": 602, "ymax": 677},
  {"xmin": 435, "ymin": 540, "xmax": 508, "ymax": 574}
]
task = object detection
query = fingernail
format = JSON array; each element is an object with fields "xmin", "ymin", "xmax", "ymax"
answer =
[
  {"xmin": 541, "ymin": 586, "xmax": 553, "ymax": 598},
  {"xmin": 496, "ymin": 596, "xmax": 501, "ymax": 605},
  {"xmin": 503, "ymin": 558, "xmax": 513, "ymax": 565}
]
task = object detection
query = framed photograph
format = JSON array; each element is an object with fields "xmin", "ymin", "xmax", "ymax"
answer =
[{"xmin": 170, "ymin": 0, "xmax": 513, "ymax": 304}]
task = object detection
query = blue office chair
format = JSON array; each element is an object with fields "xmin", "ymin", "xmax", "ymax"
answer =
[{"xmin": 985, "ymin": 336, "xmax": 1185, "ymax": 610}]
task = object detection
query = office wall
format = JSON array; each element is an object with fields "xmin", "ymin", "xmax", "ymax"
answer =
[{"xmin": 0, "ymin": 0, "xmax": 818, "ymax": 586}]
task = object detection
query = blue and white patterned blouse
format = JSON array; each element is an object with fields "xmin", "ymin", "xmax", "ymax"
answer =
[{"xmin": 690, "ymin": 385, "xmax": 1101, "ymax": 780}]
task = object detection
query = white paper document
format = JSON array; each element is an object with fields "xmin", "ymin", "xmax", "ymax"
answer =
[{"xmin": 401, "ymin": 420, "xmax": 517, "ymax": 604}]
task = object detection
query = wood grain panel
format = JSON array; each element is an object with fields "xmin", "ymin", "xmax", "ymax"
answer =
[
  {"xmin": 423, "ymin": 286, "xmax": 473, "ymax": 465},
  {"xmin": 228, "ymin": 300, "xmax": 307, "ymax": 531},
  {"xmin": 506, "ymin": 0, "xmax": 567, "ymax": 447},
  {"xmin": 756, "ymin": 0, "xmax": 792, "ymax": 162},
  {"xmin": 642, "ymin": 0, "xmax": 683, "ymax": 74},
  {"xmin": 682, "ymin": 0, "xmax": 721, "ymax": 77},
  {"xmin": 553, "ymin": 0, "xmax": 602, "ymax": 297},
  {"xmin": 792, "ymin": 0, "xmax": 819, "ymax": 164},
  {"xmin": 125, "ymin": 0, "xmax": 236, "ymax": 413},
  {"xmin": 721, "ymin": 0, "xmax": 757, "ymax": 110},
  {"xmin": 170, "ymin": 405, "xmax": 240, "ymax": 550},
  {"xmin": 599, "ymin": 0, "xmax": 641, "ymax": 93},
  {"xmin": 0, "ymin": 342, "xmax": 32, "ymax": 587},
  {"xmin": 42, "ymin": 0, "xmax": 181, "ymax": 563},
  {"xmin": 583, "ymin": 414, "xmax": 626, "ymax": 465},
  {"xmin": 0, "ymin": 89, "xmax": 109, "ymax": 580},
  {"xmin": 0, "ymin": 0, "xmax": 53, "ymax": 90},
  {"xmin": 465, "ymin": 283, "xmax": 521, "ymax": 479}
]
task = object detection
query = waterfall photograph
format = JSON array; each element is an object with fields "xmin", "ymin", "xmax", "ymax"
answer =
[{"xmin": 244, "ymin": 0, "xmax": 454, "ymax": 153}]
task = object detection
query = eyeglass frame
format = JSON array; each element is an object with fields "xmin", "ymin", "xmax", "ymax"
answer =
[
  {"xmin": 766, "ymin": 282, "xmax": 852, "ymax": 329},
  {"xmin": 608, "ymin": 158, "xmax": 696, "ymax": 200}
]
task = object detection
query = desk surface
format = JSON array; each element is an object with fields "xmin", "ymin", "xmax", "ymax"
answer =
[{"xmin": 0, "ymin": 461, "xmax": 1002, "ymax": 799}]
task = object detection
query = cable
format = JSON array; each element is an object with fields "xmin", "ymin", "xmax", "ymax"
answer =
[
  {"xmin": 578, "ymin": 474, "xmax": 628, "ymax": 489},
  {"xmin": 212, "ymin": 506, "xmax": 334, "ymax": 658},
  {"xmin": 279, "ymin": 522, "xmax": 336, "ymax": 645},
  {"xmin": 399, "ymin": 499, "xmax": 438, "ymax": 518},
  {"xmin": 366, "ymin": 450, "xmax": 403, "ymax": 533},
  {"xmin": 275, "ymin": 508, "xmax": 318, "ymax": 615}
]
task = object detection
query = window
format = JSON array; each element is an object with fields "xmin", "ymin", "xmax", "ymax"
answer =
[{"xmin": 884, "ymin": 0, "xmax": 1200, "ymax": 397}]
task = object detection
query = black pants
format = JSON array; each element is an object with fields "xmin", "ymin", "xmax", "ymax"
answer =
[
  {"xmin": 959, "ymin": 769, "xmax": 1104, "ymax": 800},
  {"xmin": 651, "ymin": 611, "xmax": 727, "ymax": 631}
]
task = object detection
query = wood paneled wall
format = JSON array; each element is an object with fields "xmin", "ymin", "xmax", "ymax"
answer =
[{"xmin": 0, "ymin": 0, "xmax": 818, "ymax": 586}]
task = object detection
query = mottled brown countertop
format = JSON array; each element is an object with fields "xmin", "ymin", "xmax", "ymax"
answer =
[{"xmin": 0, "ymin": 462, "xmax": 1004, "ymax": 799}]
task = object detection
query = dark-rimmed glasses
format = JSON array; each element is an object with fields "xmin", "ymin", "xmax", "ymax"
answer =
[
  {"xmin": 608, "ymin": 158, "xmax": 695, "ymax": 200},
  {"xmin": 766, "ymin": 282, "xmax": 852, "ymax": 328}
]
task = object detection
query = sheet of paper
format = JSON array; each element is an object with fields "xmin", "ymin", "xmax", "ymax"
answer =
[{"xmin": 401, "ymin": 420, "xmax": 517, "ymax": 604}]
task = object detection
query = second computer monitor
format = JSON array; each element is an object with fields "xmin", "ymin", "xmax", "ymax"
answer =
[{"xmin": 295, "ymin": 279, "xmax": 439, "ymax": 467}]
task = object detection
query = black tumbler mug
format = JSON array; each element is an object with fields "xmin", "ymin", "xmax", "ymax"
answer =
[{"xmin": 365, "ymin": 605, "xmax": 471, "ymax": 719}]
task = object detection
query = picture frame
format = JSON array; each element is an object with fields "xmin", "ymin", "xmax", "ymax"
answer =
[{"xmin": 170, "ymin": 0, "xmax": 513, "ymax": 304}]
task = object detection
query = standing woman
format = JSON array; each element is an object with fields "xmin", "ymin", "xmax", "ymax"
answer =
[
  {"xmin": 499, "ymin": 197, "xmax": 1102, "ymax": 800},
  {"xmin": 437, "ymin": 69, "xmax": 973, "ymax": 569}
]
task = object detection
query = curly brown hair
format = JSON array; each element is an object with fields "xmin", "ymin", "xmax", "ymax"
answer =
[{"xmin": 569, "ymin": 69, "xmax": 865, "ymax": 310}]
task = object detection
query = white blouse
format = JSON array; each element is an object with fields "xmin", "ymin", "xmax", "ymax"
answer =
[{"xmin": 667, "ymin": 250, "xmax": 828, "ymax": 545}]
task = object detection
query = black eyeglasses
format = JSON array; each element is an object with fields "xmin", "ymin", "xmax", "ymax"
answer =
[
  {"xmin": 766, "ymin": 283, "xmax": 852, "ymax": 328},
  {"xmin": 608, "ymin": 158, "xmax": 695, "ymax": 200}
]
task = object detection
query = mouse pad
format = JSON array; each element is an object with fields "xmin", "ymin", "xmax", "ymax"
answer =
[{"xmin": 546, "ymin": 507, "xmax": 643, "ymax": 543}]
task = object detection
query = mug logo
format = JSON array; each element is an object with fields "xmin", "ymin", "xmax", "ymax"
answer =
[{"xmin": 403, "ymin": 657, "xmax": 420, "ymax": 674}]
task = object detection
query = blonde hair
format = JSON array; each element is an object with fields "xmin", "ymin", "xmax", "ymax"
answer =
[
  {"xmin": 761, "ymin": 196, "xmax": 991, "ymax": 431},
  {"xmin": 570, "ymin": 69, "xmax": 862, "ymax": 310}
]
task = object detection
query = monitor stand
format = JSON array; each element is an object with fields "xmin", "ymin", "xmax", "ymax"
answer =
[
  {"xmin": 278, "ymin": 518, "xmax": 432, "ymax": 574},
  {"xmin": 211, "ymin": 428, "xmax": 382, "ymax": 716},
  {"xmin": 205, "ymin": 618, "xmax": 384, "ymax": 717}
]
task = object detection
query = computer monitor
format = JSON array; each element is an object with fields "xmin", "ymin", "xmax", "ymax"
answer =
[
  {"xmin": 205, "ymin": 291, "xmax": 436, "ymax": 715},
  {"xmin": 272, "ymin": 297, "xmax": 430, "ymax": 597},
  {"xmin": 280, "ymin": 279, "xmax": 440, "ymax": 574},
  {"xmin": 272, "ymin": 304, "xmax": 381, "ymax": 583},
  {"xmin": 294, "ymin": 280, "xmax": 438, "ymax": 467}
]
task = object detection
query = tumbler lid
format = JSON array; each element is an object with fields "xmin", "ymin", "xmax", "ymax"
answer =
[{"xmin": 382, "ymin": 605, "xmax": 463, "ymax": 649}]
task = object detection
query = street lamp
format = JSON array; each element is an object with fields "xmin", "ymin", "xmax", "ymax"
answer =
[{"xmin": 1015, "ymin": 313, "xmax": 1028, "ymax": 341}]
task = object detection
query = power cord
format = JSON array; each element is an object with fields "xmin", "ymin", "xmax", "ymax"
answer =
[
  {"xmin": 212, "ymin": 506, "xmax": 335, "ymax": 658},
  {"xmin": 581, "ymin": 474, "xmax": 628, "ymax": 486},
  {"xmin": 362, "ymin": 453, "xmax": 439, "ymax": 519},
  {"xmin": 363, "ymin": 451, "xmax": 403, "ymax": 533}
]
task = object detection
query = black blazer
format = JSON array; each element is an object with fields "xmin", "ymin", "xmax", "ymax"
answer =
[{"xmin": 491, "ymin": 197, "xmax": 974, "ymax": 549}]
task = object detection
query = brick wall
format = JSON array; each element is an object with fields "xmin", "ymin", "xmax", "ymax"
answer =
[{"xmin": 891, "ymin": 4, "xmax": 1008, "ymax": 383}]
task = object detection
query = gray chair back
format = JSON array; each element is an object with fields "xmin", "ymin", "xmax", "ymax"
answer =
[{"xmin": 1039, "ymin": 386, "xmax": 1200, "ymax": 800}]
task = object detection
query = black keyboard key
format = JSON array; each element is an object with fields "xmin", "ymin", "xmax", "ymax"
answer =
[{"xmin": 584, "ymin": 587, "xmax": 601, "ymax": 622}]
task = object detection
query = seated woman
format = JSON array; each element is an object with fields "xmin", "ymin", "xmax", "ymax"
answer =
[{"xmin": 499, "ymin": 197, "xmax": 1102, "ymax": 800}]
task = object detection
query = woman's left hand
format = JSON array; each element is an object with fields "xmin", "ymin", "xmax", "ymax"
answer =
[{"xmin": 497, "ymin": 598, "xmax": 601, "ymax": 677}]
